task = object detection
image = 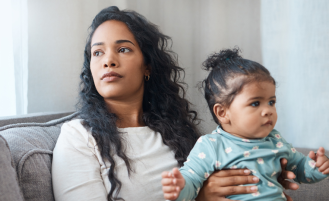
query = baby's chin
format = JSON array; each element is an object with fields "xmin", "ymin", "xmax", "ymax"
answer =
[
  {"xmin": 250, "ymin": 131, "xmax": 272, "ymax": 139},
  {"xmin": 236, "ymin": 132, "xmax": 269, "ymax": 140},
  {"xmin": 243, "ymin": 129, "xmax": 272, "ymax": 139}
]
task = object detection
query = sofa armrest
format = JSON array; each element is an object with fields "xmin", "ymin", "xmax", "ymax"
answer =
[
  {"xmin": 0, "ymin": 135, "xmax": 24, "ymax": 201},
  {"xmin": 0, "ymin": 112, "xmax": 78, "ymax": 201}
]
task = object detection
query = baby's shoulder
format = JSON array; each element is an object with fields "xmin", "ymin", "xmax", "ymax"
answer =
[
  {"xmin": 197, "ymin": 133, "xmax": 226, "ymax": 148},
  {"xmin": 203, "ymin": 133, "xmax": 223, "ymax": 140}
]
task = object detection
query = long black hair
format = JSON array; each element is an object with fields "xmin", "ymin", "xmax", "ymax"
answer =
[
  {"xmin": 202, "ymin": 47, "xmax": 276, "ymax": 125},
  {"xmin": 77, "ymin": 6, "xmax": 201, "ymax": 201}
]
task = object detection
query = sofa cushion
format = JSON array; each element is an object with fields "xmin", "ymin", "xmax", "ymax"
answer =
[
  {"xmin": 0, "ymin": 135, "xmax": 24, "ymax": 201},
  {"xmin": 0, "ymin": 112, "xmax": 78, "ymax": 201}
]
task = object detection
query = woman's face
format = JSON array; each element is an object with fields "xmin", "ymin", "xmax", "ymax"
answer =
[{"xmin": 90, "ymin": 20, "xmax": 149, "ymax": 102}]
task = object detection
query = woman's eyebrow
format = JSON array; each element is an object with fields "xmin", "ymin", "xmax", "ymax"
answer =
[
  {"xmin": 91, "ymin": 42, "xmax": 104, "ymax": 48},
  {"xmin": 116, "ymin": 39, "xmax": 135, "ymax": 46},
  {"xmin": 91, "ymin": 40, "xmax": 135, "ymax": 48}
]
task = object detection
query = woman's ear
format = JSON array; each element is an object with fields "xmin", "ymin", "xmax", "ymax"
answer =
[
  {"xmin": 213, "ymin": 103, "xmax": 230, "ymax": 125},
  {"xmin": 145, "ymin": 64, "xmax": 151, "ymax": 76}
]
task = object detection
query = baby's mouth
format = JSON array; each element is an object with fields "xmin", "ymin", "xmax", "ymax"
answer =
[{"xmin": 263, "ymin": 120, "xmax": 273, "ymax": 126}]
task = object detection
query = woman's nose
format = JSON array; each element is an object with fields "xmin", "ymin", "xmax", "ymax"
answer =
[
  {"xmin": 104, "ymin": 63, "xmax": 117, "ymax": 67},
  {"xmin": 103, "ymin": 52, "xmax": 119, "ymax": 68}
]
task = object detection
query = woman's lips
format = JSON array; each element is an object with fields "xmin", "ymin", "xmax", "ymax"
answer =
[{"xmin": 101, "ymin": 71, "xmax": 123, "ymax": 82}]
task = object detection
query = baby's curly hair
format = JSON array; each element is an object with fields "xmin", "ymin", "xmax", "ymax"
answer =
[{"xmin": 202, "ymin": 47, "xmax": 276, "ymax": 125}]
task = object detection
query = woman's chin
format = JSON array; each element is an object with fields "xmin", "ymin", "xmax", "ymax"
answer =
[{"xmin": 99, "ymin": 91, "xmax": 125, "ymax": 100}]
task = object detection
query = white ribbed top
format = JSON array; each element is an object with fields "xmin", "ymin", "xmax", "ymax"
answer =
[{"xmin": 52, "ymin": 119, "xmax": 178, "ymax": 201}]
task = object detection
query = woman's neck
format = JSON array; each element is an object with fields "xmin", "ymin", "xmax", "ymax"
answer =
[{"xmin": 104, "ymin": 98, "xmax": 145, "ymax": 128}]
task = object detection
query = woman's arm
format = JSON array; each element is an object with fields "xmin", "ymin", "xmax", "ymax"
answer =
[
  {"xmin": 196, "ymin": 159, "xmax": 299, "ymax": 201},
  {"xmin": 52, "ymin": 122, "xmax": 108, "ymax": 201}
]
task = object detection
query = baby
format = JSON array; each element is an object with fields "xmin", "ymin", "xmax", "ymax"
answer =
[{"xmin": 161, "ymin": 48, "xmax": 329, "ymax": 201}]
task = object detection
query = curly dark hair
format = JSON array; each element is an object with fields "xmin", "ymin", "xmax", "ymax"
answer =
[
  {"xmin": 202, "ymin": 47, "xmax": 276, "ymax": 125},
  {"xmin": 77, "ymin": 6, "xmax": 201, "ymax": 201}
]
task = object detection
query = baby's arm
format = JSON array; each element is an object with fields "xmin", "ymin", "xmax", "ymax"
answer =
[
  {"xmin": 308, "ymin": 147, "xmax": 329, "ymax": 174},
  {"xmin": 161, "ymin": 168, "xmax": 186, "ymax": 200},
  {"xmin": 288, "ymin": 146, "xmax": 329, "ymax": 183}
]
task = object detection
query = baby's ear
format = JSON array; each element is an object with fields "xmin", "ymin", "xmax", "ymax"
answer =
[{"xmin": 213, "ymin": 103, "xmax": 230, "ymax": 124}]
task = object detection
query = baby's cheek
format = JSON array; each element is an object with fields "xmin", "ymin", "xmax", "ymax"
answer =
[
  {"xmin": 245, "ymin": 116, "xmax": 259, "ymax": 129},
  {"xmin": 240, "ymin": 118, "xmax": 258, "ymax": 137}
]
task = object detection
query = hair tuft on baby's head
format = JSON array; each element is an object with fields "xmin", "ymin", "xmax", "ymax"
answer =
[{"xmin": 203, "ymin": 47, "xmax": 242, "ymax": 71}]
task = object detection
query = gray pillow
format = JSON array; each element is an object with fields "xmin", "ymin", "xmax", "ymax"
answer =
[{"xmin": 0, "ymin": 112, "xmax": 78, "ymax": 201}]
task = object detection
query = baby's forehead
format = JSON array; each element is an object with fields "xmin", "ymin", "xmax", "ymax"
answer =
[{"xmin": 238, "ymin": 81, "xmax": 276, "ymax": 99}]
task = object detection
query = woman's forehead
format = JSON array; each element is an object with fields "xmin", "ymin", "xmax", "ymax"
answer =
[{"xmin": 91, "ymin": 20, "xmax": 137, "ymax": 45}]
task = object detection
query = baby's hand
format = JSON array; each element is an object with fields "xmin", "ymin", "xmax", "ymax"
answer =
[
  {"xmin": 309, "ymin": 147, "xmax": 329, "ymax": 174},
  {"xmin": 161, "ymin": 168, "xmax": 186, "ymax": 200}
]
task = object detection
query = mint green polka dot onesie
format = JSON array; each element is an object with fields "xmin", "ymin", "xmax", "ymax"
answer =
[{"xmin": 177, "ymin": 127, "xmax": 328, "ymax": 201}]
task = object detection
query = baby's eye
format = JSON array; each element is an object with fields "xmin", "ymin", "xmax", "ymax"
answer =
[
  {"xmin": 93, "ymin": 51, "xmax": 104, "ymax": 57},
  {"xmin": 269, "ymin": 100, "xmax": 276, "ymax": 106},
  {"xmin": 251, "ymin": 101, "xmax": 260, "ymax": 107},
  {"xmin": 118, "ymin": 48, "xmax": 131, "ymax": 53}
]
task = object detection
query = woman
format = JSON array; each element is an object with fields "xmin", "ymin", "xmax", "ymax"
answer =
[{"xmin": 52, "ymin": 6, "xmax": 298, "ymax": 201}]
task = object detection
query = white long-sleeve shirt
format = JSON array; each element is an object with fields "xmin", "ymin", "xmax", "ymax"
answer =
[{"xmin": 52, "ymin": 119, "xmax": 178, "ymax": 201}]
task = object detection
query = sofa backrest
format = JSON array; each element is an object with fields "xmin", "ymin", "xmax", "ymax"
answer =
[
  {"xmin": 0, "ymin": 112, "xmax": 78, "ymax": 201},
  {"xmin": 0, "ymin": 112, "xmax": 74, "ymax": 127}
]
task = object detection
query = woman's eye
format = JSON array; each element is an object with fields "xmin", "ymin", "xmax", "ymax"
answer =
[
  {"xmin": 93, "ymin": 51, "xmax": 103, "ymax": 57},
  {"xmin": 251, "ymin": 101, "xmax": 260, "ymax": 107},
  {"xmin": 269, "ymin": 100, "xmax": 276, "ymax": 106},
  {"xmin": 119, "ymin": 48, "xmax": 131, "ymax": 53}
]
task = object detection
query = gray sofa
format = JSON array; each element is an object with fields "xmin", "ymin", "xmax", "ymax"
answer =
[{"xmin": 0, "ymin": 112, "xmax": 328, "ymax": 201}]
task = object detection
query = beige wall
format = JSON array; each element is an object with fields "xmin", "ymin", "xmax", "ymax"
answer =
[{"xmin": 27, "ymin": 0, "xmax": 261, "ymax": 133}]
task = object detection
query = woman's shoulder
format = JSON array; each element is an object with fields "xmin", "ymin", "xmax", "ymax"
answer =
[
  {"xmin": 58, "ymin": 119, "xmax": 97, "ymax": 150},
  {"xmin": 61, "ymin": 119, "xmax": 87, "ymax": 138},
  {"xmin": 61, "ymin": 118, "xmax": 84, "ymax": 129}
]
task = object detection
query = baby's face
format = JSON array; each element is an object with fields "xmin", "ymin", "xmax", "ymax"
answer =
[{"xmin": 224, "ymin": 81, "xmax": 277, "ymax": 139}]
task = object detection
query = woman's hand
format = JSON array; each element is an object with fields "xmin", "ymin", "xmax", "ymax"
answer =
[
  {"xmin": 278, "ymin": 158, "xmax": 299, "ymax": 201},
  {"xmin": 196, "ymin": 158, "xmax": 299, "ymax": 201},
  {"xmin": 195, "ymin": 169, "xmax": 259, "ymax": 201}
]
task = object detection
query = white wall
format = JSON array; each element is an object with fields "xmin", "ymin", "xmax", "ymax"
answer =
[
  {"xmin": 261, "ymin": 0, "xmax": 329, "ymax": 149},
  {"xmin": 27, "ymin": 0, "xmax": 261, "ymax": 128},
  {"xmin": 26, "ymin": 0, "xmax": 328, "ymax": 149},
  {"xmin": 130, "ymin": 0, "xmax": 262, "ymax": 133},
  {"xmin": 27, "ymin": 0, "xmax": 130, "ymax": 113},
  {"xmin": 0, "ymin": 0, "xmax": 16, "ymax": 116}
]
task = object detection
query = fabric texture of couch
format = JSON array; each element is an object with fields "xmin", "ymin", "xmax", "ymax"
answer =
[
  {"xmin": 0, "ymin": 112, "xmax": 77, "ymax": 201},
  {"xmin": 0, "ymin": 112, "xmax": 328, "ymax": 201},
  {"xmin": 0, "ymin": 135, "xmax": 24, "ymax": 201}
]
